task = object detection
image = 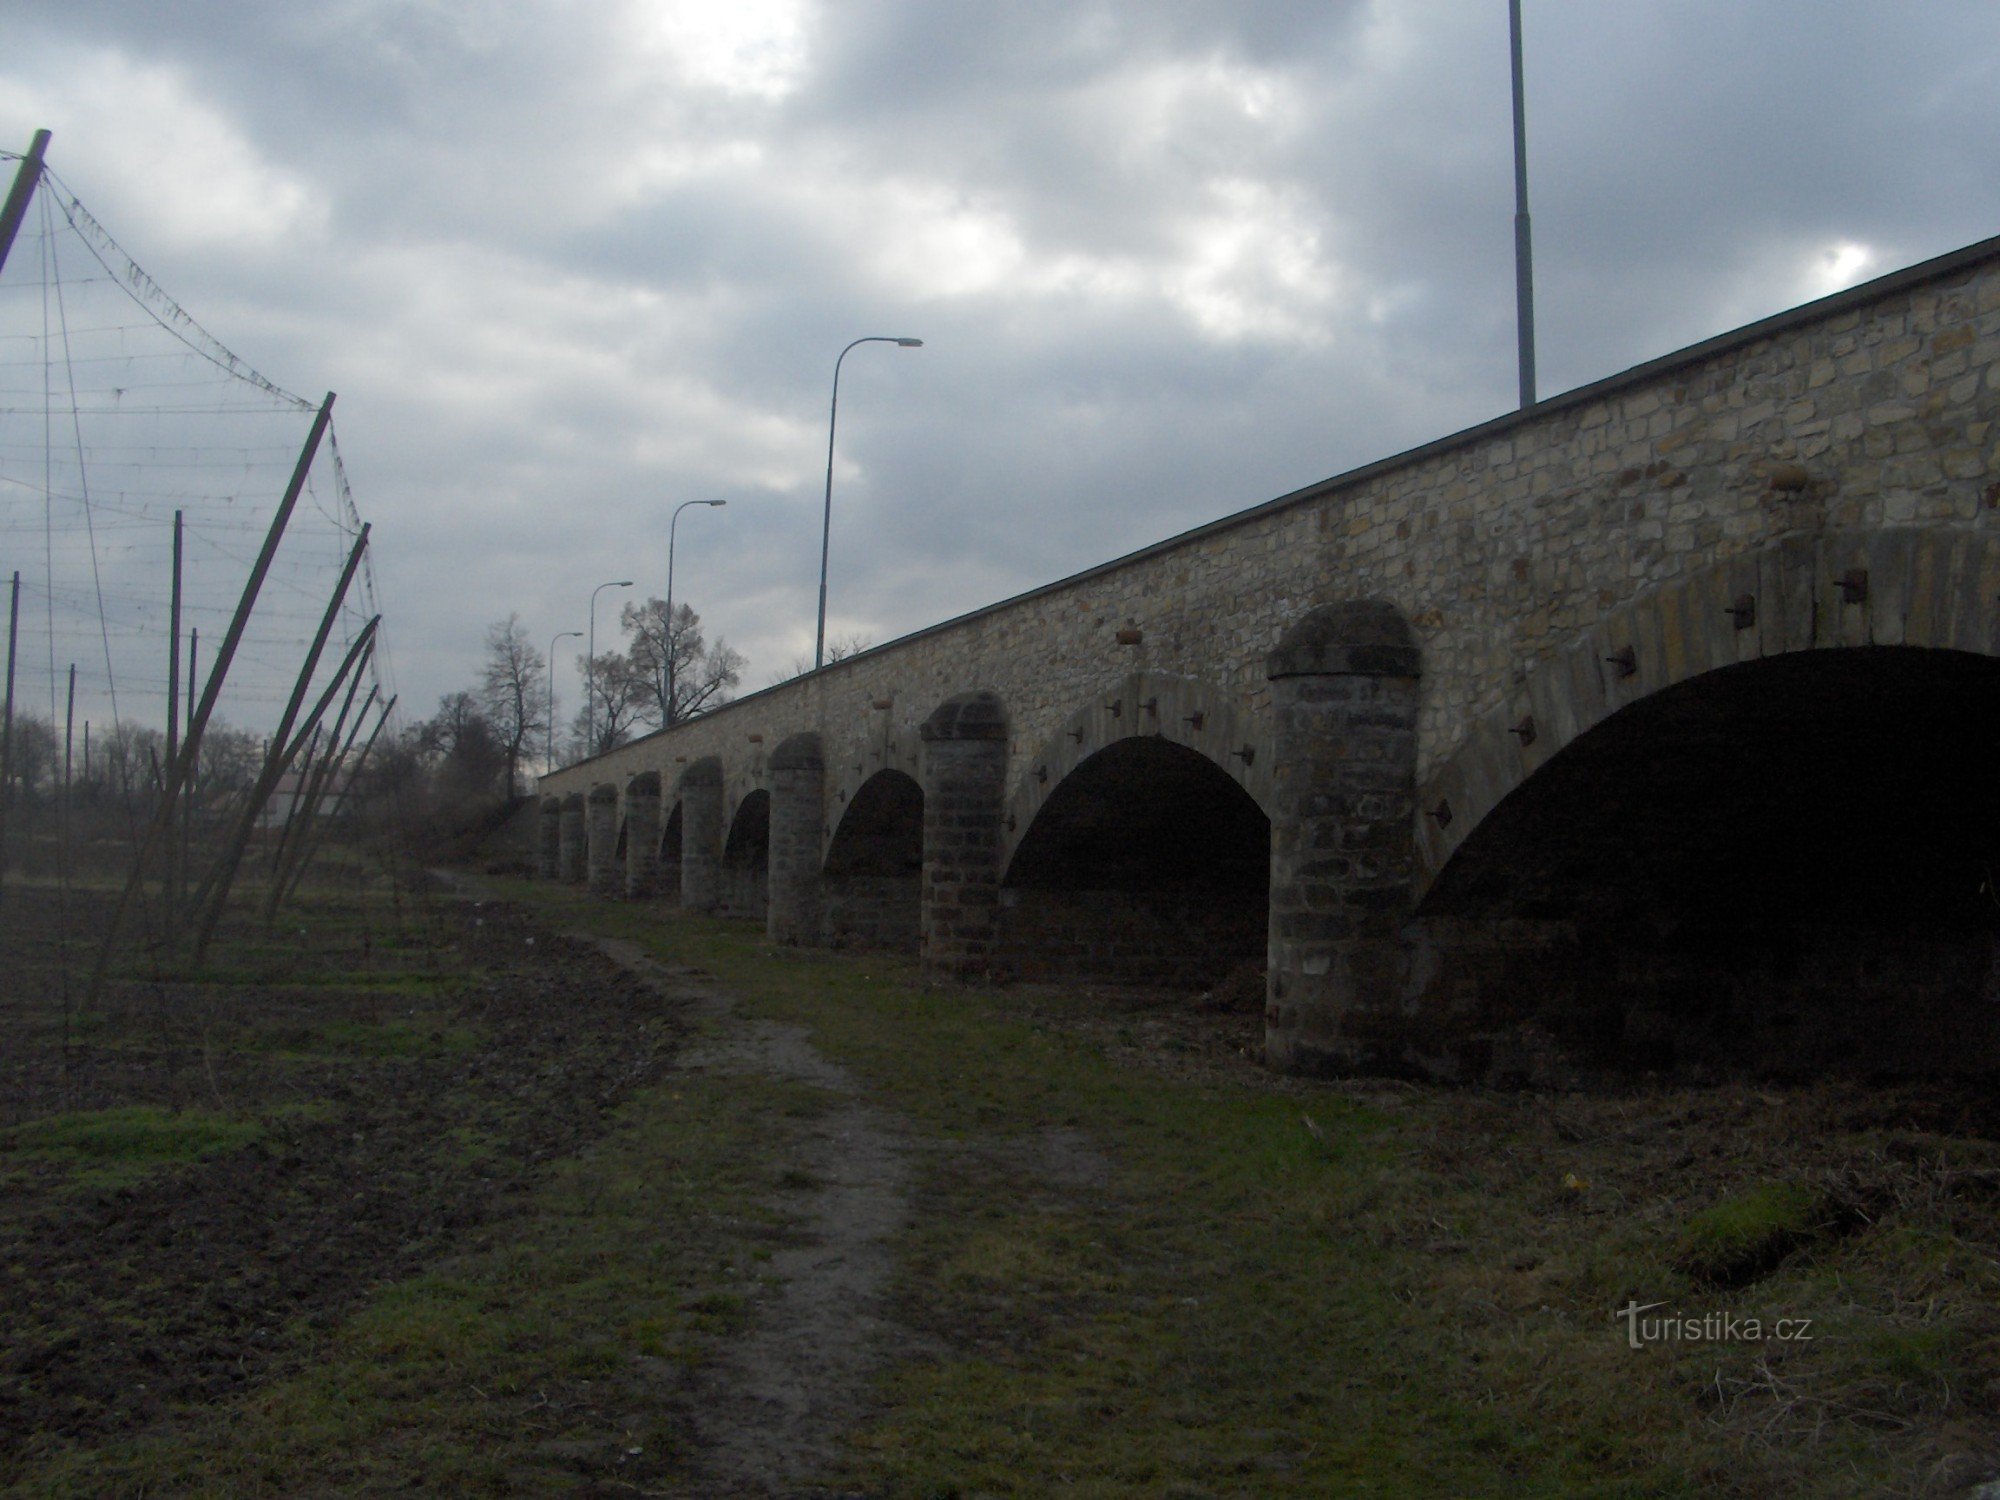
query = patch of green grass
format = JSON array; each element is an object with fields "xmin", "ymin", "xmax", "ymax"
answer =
[
  {"xmin": 1, "ymin": 1106, "xmax": 264, "ymax": 1188},
  {"xmin": 484, "ymin": 879, "xmax": 2000, "ymax": 1497},
  {"xmin": 1674, "ymin": 1180, "xmax": 1828, "ymax": 1286},
  {"xmin": 234, "ymin": 1010, "xmax": 478, "ymax": 1061},
  {"xmin": 17, "ymin": 1066, "xmax": 821, "ymax": 1496},
  {"xmin": 24, "ymin": 876, "xmax": 1991, "ymax": 1497}
]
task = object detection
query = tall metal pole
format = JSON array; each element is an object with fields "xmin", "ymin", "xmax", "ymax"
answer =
[
  {"xmin": 586, "ymin": 578, "xmax": 632, "ymax": 757},
  {"xmin": 546, "ymin": 630, "xmax": 579, "ymax": 771},
  {"xmin": 816, "ymin": 336, "xmax": 921, "ymax": 670},
  {"xmin": 1510, "ymin": 0, "xmax": 1537, "ymax": 409},
  {"xmin": 664, "ymin": 499, "xmax": 725, "ymax": 726},
  {"xmin": 0, "ymin": 129, "xmax": 51, "ymax": 282}
]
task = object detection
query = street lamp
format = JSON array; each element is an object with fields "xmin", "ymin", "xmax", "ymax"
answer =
[
  {"xmin": 587, "ymin": 578, "xmax": 634, "ymax": 756},
  {"xmin": 665, "ymin": 499, "xmax": 727, "ymax": 726},
  {"xmin": 816, "ymin": 335, "xmax": 922, "ymax": 670},
  {"xmin": 546, "ymin": 630, "xmax": 581, "ymax": 774}
]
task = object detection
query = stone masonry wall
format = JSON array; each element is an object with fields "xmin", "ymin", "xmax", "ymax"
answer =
[{"xmin": 545, "ymin": 240, "xmax": 2000, "ymax": 870}]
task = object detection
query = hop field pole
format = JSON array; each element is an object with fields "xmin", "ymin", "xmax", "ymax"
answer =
[
  {"xmin": 1, "ymin": 570, "xmax": 19, "ymax": 909},
  {"xmin": 86, "ymin": 395, "xmax": 334, "ymax": 1003},
  {"xmin": 0, "ymin": 129, "xmax": 50, "ymax": 281},
  {"xmin": 264, "ymin": 644, "xmax": 375, "ymax": 923},
  {"xmin": 276, "ymin": 681, "xmax": 380, "ymax": 905},
  {"xmin": 187, "ymin": 614, "xmax": 379, "ymax": 941},
  {"xmin": 276, "ymin": 690, "xmax": 392, "ymax": 913},
  {"xmin": 166, "ymin": 510, "xmax": 183, "ymax": 916},
  {"xmin": 189, "ymin": 536, "xmax": 374, "ymax": 968}
]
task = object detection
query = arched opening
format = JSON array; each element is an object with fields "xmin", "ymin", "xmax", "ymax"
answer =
[
  {"xmin": 658, "ymin": 801, "xmax": 683, "ymax": 902},
  {"xmin": 824, "ymin": 770, "xmax": 923, "ymax": 951},
  {"xmin": 1418, "ymin": 647, "xmax": 2000, "ymax": 1078},
  {"xmin": 721, "ymin": 789, "xmax": 770, "ymax": 920},
  {"xmin": 1001, "ymin": 737, "xmax": 1269, "ymax": 994}
]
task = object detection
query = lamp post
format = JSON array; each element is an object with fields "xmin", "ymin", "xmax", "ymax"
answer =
[
  {"xmin": 586, "ymin": 578, "xmax": 633, "ymax": 756},
  {"xmin": 546, "ymin": 629, "xmax": 580, "ymax": 774},
  {"xmin": 665, "ymin": 499, "xmax": 727, "ymax": 727},
  {"xmin": 816, "ymin": 335, "xmax": 921, "ymax": 670}
]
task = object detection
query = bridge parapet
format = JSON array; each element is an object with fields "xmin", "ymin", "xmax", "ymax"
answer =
[{"xmin": 533, "ymin": 233, "xmax": 2000, "ymax": 1081}]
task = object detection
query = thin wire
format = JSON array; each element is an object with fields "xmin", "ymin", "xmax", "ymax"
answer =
[{"xmin": 43, "ymin": 168, "xmax": 313, "ymax": 413}]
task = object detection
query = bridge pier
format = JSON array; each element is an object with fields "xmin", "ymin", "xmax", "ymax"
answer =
[
  {"xmin": 536, "ymin": 795, "xmax": 561, "ymax": 879},
  {"xmin": 677, "ymin": 757, "xmax": 724, "ymax": 913},
  {"xmin": 586, "ymin": 783, "xmax": 619, "ymax": 897},
  {"xmin": 1265, "ymin": 602, "xmax": 1422, "ymax": 1076},
  {"xmin": 624, "ymin": 771, "xmax": 660, "ymax": 898},
  {"xmin": 768, "ymin": 733, "xmax": 825, "ymax": 945},
  {"xmin": 558, "ymin": 791, "xmax": 586, "ymax": 884},
  {"xmin": 919, "ymin": 691, "xmax": 1009, "ymax": 983}
]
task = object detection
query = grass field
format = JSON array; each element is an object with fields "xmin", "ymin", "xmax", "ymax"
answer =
[{"xmin": 6, "ymin": 870, "xmax": 1999, "ymax": 1496}]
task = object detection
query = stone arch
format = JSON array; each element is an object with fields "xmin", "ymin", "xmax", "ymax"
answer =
[
  {"xmin": 1410, "ymin": 526, "xmax": 2000, "ymax": 1080},
  {"xmin": 1415, "ymin": 527, "xmax": 2000, "ymax": 902},
  {"xmin": 1000, "ymin": 730, "xmax": 1272, "ymax": 993},
  {"xmin": 824, "ymin": 768, "xmax": 924, "ymax": 951},
  {"xmin": 1001, "ymin": 672, "xmax": 1270, "ymax": 868},
  {"xmin": 721, "ymin": 787, "xmax": 772, "ymax": 920}
]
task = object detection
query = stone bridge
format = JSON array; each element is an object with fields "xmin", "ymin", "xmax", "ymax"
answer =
[{"xmin": 540, "ymin": 234, "xmax": 2000, "ymax": 1084}]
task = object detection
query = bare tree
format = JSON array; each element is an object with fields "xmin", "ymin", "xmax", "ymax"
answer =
[
  {"xmin": 772, "ymin": 633, "xmax": 874, "ymax": 686},
  {"xmin": 3, "ymin": 713, "xmax": 57, "ymax": 804},
  {"xmin": 621, "ymin": 597, "xmax": 743, "ymax": 729},
  {"xmin": 570, "ymin": 649, "xmax": 649, "ymax": 759},
  {"xmin": 477, "ymin": 614, "xmax": 547, "ymax": 796}
]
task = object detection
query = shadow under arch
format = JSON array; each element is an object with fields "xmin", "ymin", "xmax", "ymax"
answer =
[
  {"xmin": 658, "ymin": 799, "xmax": 683, "ymax": 902},
  {"xmin": 823, "ymin": 768, "xmax": 922, "ymax": 951},
  {"xmin": 999, "ymin": 735, "xmax": 1270, "ymax": 993},
  {"xmin": 721, "ymin": 788, "xmax": 770, "ymax": 920},
  {"xmin": 1411, "ymin": 528, "xmax": 2000, "ymax": 1080},
  {"xmin": 1002, "ymin": 671, "xmax": 1270, "ymax": 870},
  {"xmin": 1417, "ymin": 526, "xmax": 2000, "ymax": 901}
]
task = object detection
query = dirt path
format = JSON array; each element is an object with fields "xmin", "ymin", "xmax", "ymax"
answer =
[{"xmin": 579, "ymin": 936, "xmax": 921, "ymax": 1498}]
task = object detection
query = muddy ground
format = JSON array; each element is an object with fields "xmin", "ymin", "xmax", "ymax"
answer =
[{"xmin": 0, "ymin": 879, "xmax": 686, "ymax": 1474}]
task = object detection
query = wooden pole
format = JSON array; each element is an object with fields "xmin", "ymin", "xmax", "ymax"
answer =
[
  {"xmin": 0, "ymin": 570, "xmax": 18, "ymax": 905},
  {"xmin": 166, "ymin": 509, "xmax": 182, "ymax": 912},
  {"xmin": 87, "ymin": 394, "xmax": 333, "ymax": 995},
  {"xmin": 267, "ymin": 636, "xmax": 374, "ymax": 909},
  {"xmin": 270, "ymin": 677, "xmax": 377, "ymax": 915},
  {"xmin": 0, "ymin": 129, "xmax": 50, "ymax": 282},
  {"xmin": 61, "ymin": 665, "xmax": 74, "ymax": 883},
  {"xmin": 189, "ymin": 528, "xmax": 373, "ymax": 963},
  {"xmin": 281, "ymin": 693, "xmax": 395, "ymax": 909}
]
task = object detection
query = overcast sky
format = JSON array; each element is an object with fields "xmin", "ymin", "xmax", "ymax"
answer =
[{"xmin": 5, "ymin": 1, "xmax": 1999, "ymax": 746}]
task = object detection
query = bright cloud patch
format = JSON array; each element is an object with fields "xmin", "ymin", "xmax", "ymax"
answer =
[
  {"xmin": 1, "ymin": 50, "xmax": 320, "ymax": 253},
  {"xmin": 624, "ymin": 0, "xmax": 810, "ymax": 99}
]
